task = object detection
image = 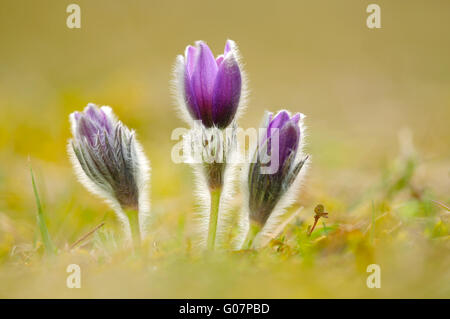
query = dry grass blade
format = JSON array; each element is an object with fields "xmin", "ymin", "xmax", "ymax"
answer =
[{"xmin": 70, "ymin": 222, "xmax": 105, "ymax": 251}]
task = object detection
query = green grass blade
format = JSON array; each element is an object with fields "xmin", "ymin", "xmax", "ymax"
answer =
[{"xmin": 30, "ymin": 164, "xmax": 56, "ymax": 255}]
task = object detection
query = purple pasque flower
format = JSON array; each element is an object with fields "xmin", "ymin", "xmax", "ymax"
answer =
[
  {"xmin": 71, "ymin": 104, "xmax": 113, "ymax": 147},
  {"xmin": 262, "ymin": 110, "xmax": 302, "ymax": 172},
  {"xmin": 177, "ymin": 40, "xmax": 242, "ymax": 129},
  {"xmin": 247, "ymin": 110, "xmax": 308, "ymax": 227},
  {"xmin": 68, "ymin": 103, "xmax": 150, "ymax": 211}
]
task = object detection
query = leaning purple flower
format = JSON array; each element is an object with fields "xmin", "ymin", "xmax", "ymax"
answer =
[
  {"xmin": 174, "ymin": 40, "xmax": 243, "ymax": 128},
  {"xmin": 68, "ymin": 104, "xmax": 150, "ymax": 215},
  {"xmin": 247, "ymin": 110, "xmax": 309, "ymax": 230},
  {"xmin": 262, "ymin": 111, "xmax": 303, "ymax": 173}
]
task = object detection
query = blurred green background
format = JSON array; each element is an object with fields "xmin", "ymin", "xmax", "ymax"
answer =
[{"xmin": 0, "ymin": 0, "xmax": 449, "ymax": 298}]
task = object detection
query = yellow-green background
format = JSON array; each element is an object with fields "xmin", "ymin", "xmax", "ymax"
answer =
[{"xmin": 0, "ymin": 0, "xmax": 449, "ymax": 298}]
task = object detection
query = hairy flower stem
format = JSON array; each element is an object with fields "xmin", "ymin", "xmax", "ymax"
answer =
[
  {"xmin": 207, "ymin": 188, "xmax": 222, "ymax": 250},
  {"xmin": 125, "ymin": 209, "xmax": 141, "ymax": 254},
  {"xmin": 242, "ymin": 221, "xmax": 262, "ymax": 250}
]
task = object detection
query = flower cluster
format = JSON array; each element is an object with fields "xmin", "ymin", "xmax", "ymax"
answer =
[
  {"xmin": 67, "ymin": 39, "xmax": 309, "ymax": 253},
  {"xmin": 173, "ymin": 40, "xmax": 309, "ymax": 250}
]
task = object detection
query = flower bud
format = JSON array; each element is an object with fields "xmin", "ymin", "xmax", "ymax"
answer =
[
  {"xmin": 174, "ymin": 40, "xmax": 244, "ymax": 129},
  {"xmin": 68, "ymin": 104, "xmax": 150, "ymax": 214},
  {"xmin": 247, "ymin": 110, "xmax": 308, "ymax": 228}
]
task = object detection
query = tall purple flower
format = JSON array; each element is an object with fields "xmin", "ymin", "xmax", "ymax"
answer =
[
  {"xmin": 173, "ymin": 40, "xmax": 246, "ymax": 250},
  {"xmin": 174, "ymin": 40, "xmax": 243, "ymax": 129},
  {"xmin": 243, "ymin": 110, "xmax": 309, "ymax": 249},
  {"xmin": 68, "ymin": 103, "xmax": 150, "ymax": 246}
]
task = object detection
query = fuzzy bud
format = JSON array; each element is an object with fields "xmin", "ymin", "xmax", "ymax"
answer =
[
  {"xmin": 247, "ymin": 110, "xmax": 308, "ymax": 227},
  {"xmin": 68, "ymin": 104, "xmax": 150, "ymax": 215},
  {"xmin": 174, "ymin": 40, "xmax": 244, "ymax": 129}
]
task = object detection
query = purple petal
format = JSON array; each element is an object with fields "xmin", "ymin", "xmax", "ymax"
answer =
[
  {"xmin": 73, "ymin": 105, "xmax": 117, "ymax": 147},
  {"xmin": 185, "ymin": 45, "xmax": 197, "ymax": 77},
  {"xmin": 85, "ymin": 104, "xmax": 112, "ymax": 134},
  {"xmin": 267, "ymin": 110, "xmax": 290, "ymax": 140},
  {"xmin": 291, "ymin": 113, "xmax": 301, "ymax": 125},
  {"xmin": 216, "ymin": 55, "xmax": 224, "ymax": 66},
  {"xmin": 184, "ymin": 69, "xmax": 201, "ymax": 120},
  {"xmin": 211, "ymin": 53, "xmax": 242, "ymax": 128},
  {"xmin": 98, "ymin": 109, "xmax": 113, "ymax": 134},
  {"xmin": 277, "ymin": 121, "xmax": 300, "ymax": 168},
  {"xmin": 85, "ymin": 104, "xmax": 98, "ymax": 118},
  {"xmin": 77, "ymin": 116, "xmax": 98, "ymax": 146},
  {"xmin": 191, "ymin": 42, "xmax": 218, "ymax": 127},
  {"xmin": 224, "ymin": 40, "xmax": 233, "ymax": 56},
  {"xmin": 73, "ymin": 111, "xmax": 81, "ymax": 121}
]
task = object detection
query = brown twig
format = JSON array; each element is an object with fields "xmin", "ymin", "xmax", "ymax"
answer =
[
  {"xmin": 69, "ymin": 222, "xmax": 105, "ymax": 251},
  {"xmin": 308, "ymin": 204, "xmax": 329, "ymax": 236}
]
